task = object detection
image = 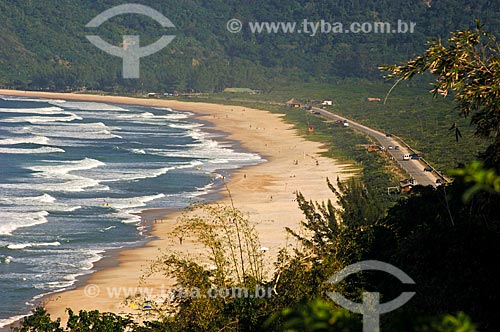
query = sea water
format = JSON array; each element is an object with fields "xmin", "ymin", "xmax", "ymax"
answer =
[{"xmin": 0, "ymin": 96, "xmax": 262, "ymax": 327}]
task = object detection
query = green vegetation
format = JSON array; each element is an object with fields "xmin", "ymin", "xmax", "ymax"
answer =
[
  {"xmin": 15, "ymin": 178, "xmax": 488, "ymax": 331},
  {"xmin": 383, "ymin": 21, "xmax": 500, "ymax": 169},
  {"xmin": 196, "ymin": 79, "xmax": 488, "ymax": 172},
  {"xmin": 1, "ymin": 1, "xmax": 500, "ymax": 92},
  {"xmin": 448, "ymin": 161, "xmax": 500, "ymax": 201},
  {"xmin": 1, "ymin": 1, "xmax": 494, "ymax": 171},
  {"xmin": 280, "ymin": 107, "xmax": 399, "ymax": 206},
  {"xmin": 6, "ymin": 6, "xmax": 500, "ymax": 332},
  {"xmin": 174, "ymin": 92, "xmax": 401, "ymax": 205}
]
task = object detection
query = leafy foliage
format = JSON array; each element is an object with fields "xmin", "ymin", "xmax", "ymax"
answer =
[
  {"xmin": 268, "ymin": 299, "xmax": 476, "ymax": 332},
  {"xmin": 140, "ymin": 203, "xmax": 271, "ymax": 331},
  {"xmin": 377, "ymin": 23, "xmax": 500, "ymax": 330},
  {"xmin": 13, "ymin": 308, "xmax": 63, "ymax": 332},
  {"xmin": 267, "ymin": 299, "xmax": 360, "ymax": 332},
  {"xmin": 382, "ymin": 21, "xmax": 500, "ymax": 168},
  {"xmin": 7, "ymin": 11, "xmax": 500, "ymax": 332},
  {"xmin": 278, "ymin": 178, "xmax": 500, "ymax": 330},
  {"xmin": 12, "ymin": 308, "xmax": 137, "ymax": 332},
  {"xmin": 1, "ymin": 1, "xmax": 500, "ymax": 92},
  {"xmin": 383, "ymin": 21, "xmax": 500, "ymax": 139},
  {"xmin": 14, "ymin": 180, "xmax": 496, "ymax": 331},
  {"xmin": 448, "ymin": 160, "xmax": 500, "ymax": 201}
]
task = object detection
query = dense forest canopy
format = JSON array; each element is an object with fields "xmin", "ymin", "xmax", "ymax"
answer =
[{"xmin": 0, "ymin": 0, "xmax": 499, "ymax": 92}]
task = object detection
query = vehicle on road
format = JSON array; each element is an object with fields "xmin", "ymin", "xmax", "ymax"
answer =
[
  {"xmin": 368, "ymin": 145, "xmax": 383, "ymax": 152},
  {"xmin": 343, "ymin": 120, "xmax": 349, "ymax": 127},
  {"xmin": 403, "ymin": 154, "xmax": 410, "ymax": 160},
  {"xmin": 312, "ymin": 110, "xmax": 321, "ymax": 114},
  {"xmin": 395, "ymin": 146, "xmax": 400, "ymax": 150},
  {"xmin": 424, "ymin": 166, "xmax": 433, "ymax": 172},
  {"xmin": 410, "ymin": 153, "xmax": 420, "ymax": 160},
  {"xmin": 388, "ymin": 145, "xmax": 394, "ymax": 150},
  {"xmin": 436, "ymin": 179, "xmax": 442, "ymax": 184},
  {"xmin": 385, "ymin": 133, "xmax": 393, "ymax": 137}
]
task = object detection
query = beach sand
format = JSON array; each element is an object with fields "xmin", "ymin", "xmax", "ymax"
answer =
[{"xmin": 0, "ymin": 89, "xmax": 354, "ymax": 323}]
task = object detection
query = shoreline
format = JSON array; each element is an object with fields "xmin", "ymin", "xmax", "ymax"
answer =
[{"xmin": 0, "ymin": 89, "xmax": 354, "ymax": 326}]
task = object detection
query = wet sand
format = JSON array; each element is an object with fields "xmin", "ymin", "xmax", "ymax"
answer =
[{"xmin": 0, "ymin": 89, "xmax": 354, "ymax": 323}]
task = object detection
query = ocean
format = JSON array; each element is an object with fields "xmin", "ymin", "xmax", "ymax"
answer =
[{"xmin": 0, "ymin": 96, "xmax": 262, "ymax": 327}]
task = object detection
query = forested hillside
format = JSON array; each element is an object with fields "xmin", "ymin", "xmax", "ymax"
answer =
[{"xmin": 0, "ymin": 0, "xmax": 499, "ymax": 92}]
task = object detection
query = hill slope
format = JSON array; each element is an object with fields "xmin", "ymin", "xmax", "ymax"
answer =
[{"xmin": 0, "ymin": 0, "xmax": 499, "ymax": 92}]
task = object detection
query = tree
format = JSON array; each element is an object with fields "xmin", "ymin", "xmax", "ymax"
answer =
[
  {"xmin": 12, "ymin": 308, "xmax": 136, "ymax": 332},
  {"xmin": 141, "ymin": 203, "xmax": 271, "ymax": 331},
  {"xmin": 287, "ymin": 177, "xmax": 389, "ymax": 262},
  {"xmin": 382, "ymin": 21, "xmax": 500, "ymax": 169}
]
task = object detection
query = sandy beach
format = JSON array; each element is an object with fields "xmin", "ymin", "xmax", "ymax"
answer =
[{"xmin": 0, "ymin": 89, "xmax": 354, "ymax": 323}]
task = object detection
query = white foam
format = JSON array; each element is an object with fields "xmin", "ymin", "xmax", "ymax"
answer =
[
  {"xmin": 0, "ymin": 194, "xmax": 56, "ymax": 204},
  {"xmin": 100, "ymin": 166, "xmax": 176, "ymax": 182},
  {"xmin": 100, "ymin": 225, "xmax": 116, "ymax": 232},
  {"xmin": 0, "ymin": 135, "xmax": 50, "ymax": 145},
  {"xmin": 0, "ymin": 96, "xmax": 66, "ymax": 103},
  {"xmin": 0, "ymin": 314, "xmax": 29, "ymax": 329},
  {"xmin": 131, "ymin": 148, "xmax": 146, "ymax": 154},
  {"xmin": 99, "ymin": 160, "xmax": 203, "ymax": 183},
  {"xmin": 11, "ymin": 122, "xmax": 122, "ymax": 140},
  {"xmin": 75, "ymin": 193, "xmax": 167, "ymax": 224},
  {"xmin": 103, "ymin": 193, "xmax": 165, "ymax": 209},
  {"xmin": 0, "ymin": 159, "xmax": 108, "ymax": 193},
  {"xmin": 193, "ymin": 182, "xmax": 216, "ymax": 197},
  {"xmin": 62, "ymin": 205, "xmax": 82, "ymax": 212},
  {"xmin": 50, "ymin": 101, "xmax": 126, "ymax": 111},
  {"xmin": 0, "ymin": 211, "xmax": 49, "ymax": 235},
  {"xmin": 0, "ymin": 106, "xmax": 66, "ymax": 115},
  {"xmin": 160, "ymin": 113, "xmax": 190, "ymax": 120},
  {"xmin": 0, "ymin": 179, "xmax": 108, "ymax": 193},
  {"xmin": 154, "ymin": 107, "xmax": 193, "ymax": 116},
  {"xmin": 125, "ymin": 111, "xmax": 155, "ymax": 118},
  {"xmin": 80, "ymin": 249, "xmax": 105, "ymax": 270},
  {"xmin": 119, "ymin": 111, "xmax": 190, "ymax": 121},
  {"xmin": 7, "ymin": 241, "xmax": 61, "ymax": 250},
  {"xmin": 23, "ymin": 249, "xmax": 106, "ymax": 302},
  {"xmin": 43, "ymin": 280, "xmax": 76, "ymax": 289},
  {"xmin": 0, "ymin": 146, "xmax": 65, "ymax": 154},
  {"xmin": 208, "ymin": 159, "xmax": 230, "ymax": 164},
  {"xmin": 0, "ymin": 255, "xmax": 13, "ymax": 264},
  {"xmin": 0, "ymin": 194, "xmax": 82, "ymax": 215},
  {"xmin": 35, "ymin": 194, "xmax": 57, "ymax": 203},
  {"xmin": 1, "ymin": 113, "xmax": 82, "ymax": 124},
  {"xmin": 23, "ymin": 158, "xmax": 113, "ymax": 192},
  {"xmin": 115, "ymin": 211, "xmax": 142, "ymax": 224},
  {"xmin": 153, "ymin": 137, "xmax": 262, "ymax": 164},
  {"xmin": 28, "ymin": 158, "xmax": 105, "ymax": 177},
  {"xmin": 168, "ymin": 122, "xmax": 203, "ymax": 129}
]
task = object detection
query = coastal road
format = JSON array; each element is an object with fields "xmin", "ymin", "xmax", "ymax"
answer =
[{"xmin": 311, "ymin": 107, "xmax": 441, "ymax": 187}]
